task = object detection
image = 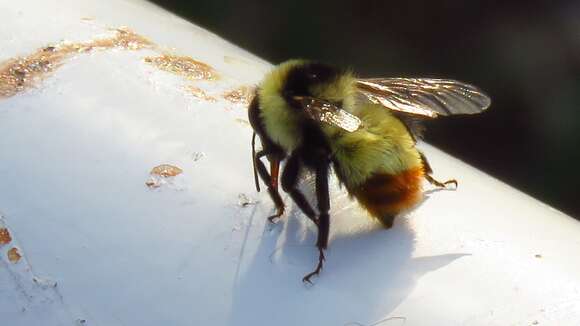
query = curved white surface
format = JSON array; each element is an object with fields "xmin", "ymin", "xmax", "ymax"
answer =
[{"xmin": 1, "ymin": 1, "xmax": 579, "ymax": 325}]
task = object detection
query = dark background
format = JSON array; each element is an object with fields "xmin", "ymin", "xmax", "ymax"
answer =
[{"xmin": 150, "ymin": 0, "xmax": 580, "ymax": 218}]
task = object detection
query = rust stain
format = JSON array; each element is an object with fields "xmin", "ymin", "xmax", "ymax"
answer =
[
  {"xmin": 223, "ymin": 86, "xmax": 254, "ymax": 104},
  {"xmin": 144, "ymin": 54, "xmax": 218, "ymax": 81},
  {"xmin": 0, "ymin": 228, "xmax": 11, "ymax": 245},
  {"xmin": 7, "ymin": 247, "xmax": 21, "ymax": 263},
  {"xmin": 185, "ymin": 86, "xmax": 217, "ymax": 102},
  {"xmin": 0, "ymin": 27, "xmax": 154, "ymax": 99},
  {"xmin": 146, "ymin": 164, "xmax": 183, "ymax": 188},
  {"xmin": 150, "ymin": 164, "xmax": 183, "ymax": 177}
]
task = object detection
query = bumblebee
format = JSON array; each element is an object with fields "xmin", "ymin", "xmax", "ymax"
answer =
[{"xmin": 248, "ymin": 60, "xmax": 490, "ymax": 283}]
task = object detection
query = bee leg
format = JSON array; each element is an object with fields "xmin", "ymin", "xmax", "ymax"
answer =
[
  {"xmin": 380, "ymin": 215, "xmax": 395, "ymax": 229},
  {"xmin": 303, "ymin": 248, "xmax": 325, "ymax": 284},
  {"xmin": 425, "ymin": 174, "xmax": 458, "ymax": 189},
  {"xmin": 303, "ymin": 161, "xmax": 331, "ymax": 284},
  {"xmin": 255, "ymin": 149, "xmax": 285, "ymax": 221},
  {"xmin": 251, "ymin": 132, "xmax": 260, "ymax": 192},
  {"xmin": 420, "ymin": 152, "xmax": 458, "ymax": 189},
  {"xmin": 281, "ymin": 152, "xmax": 318, "ymax": 224}
]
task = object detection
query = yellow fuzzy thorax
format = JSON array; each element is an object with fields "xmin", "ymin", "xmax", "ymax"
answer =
[
  {"xmin": 257, "ymin": 60, "xmax": 421, "ymax": 187},
  {"xmin": 330, "ymin": 103, "xmax": 423, "ymax": 188},
  {"xmin": 257, "ymin": 60, "xmax": 357, "ymax": 151}
]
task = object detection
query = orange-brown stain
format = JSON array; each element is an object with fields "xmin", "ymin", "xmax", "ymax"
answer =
[
  {"xmin": 0, "ymin": 228, "xmax": 11, "ymax": 245},
  {"xmin": 144, "ymin": 54, "xmax": 218, "ymax": 81},
  {"xmin": 150, "ymin": 164, "xmax": 183, "ymax": 177},
  {"xmin": 146, "ymin": 164, "xmax": 183, "ymax": 188},
  {"xmin": 223, "ymin": 86, "xmax": 254, "ymax": 104},
  {"xmin": 7, "ymin": 247, "xmax": 21, "ymax": 263},
  {"xmin": 0, "ymin": 27, "xmax": 154, "ymax": 99}
]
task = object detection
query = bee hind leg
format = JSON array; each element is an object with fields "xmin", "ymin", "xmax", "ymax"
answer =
[
  {"xmin": 420, "ymin": 152, "xmax": 458, "ymax": 189},
  {"xmin": 425, "ymin": 174, "xmax": 458, "ymax": 189}
]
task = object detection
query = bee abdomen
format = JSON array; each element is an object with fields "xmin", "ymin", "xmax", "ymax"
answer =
[{"xmin": 351, "ymin": 168, "xmax": 424, "ymax": 227}]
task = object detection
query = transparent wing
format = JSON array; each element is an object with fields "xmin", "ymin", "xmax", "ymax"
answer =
[
  {"xmin": 293, "ymin": 96, "xmax": 362, "ymax": 132},
  {"xmin": 356, "ymin": 78, "xmax": 491, "ymax": 118}
]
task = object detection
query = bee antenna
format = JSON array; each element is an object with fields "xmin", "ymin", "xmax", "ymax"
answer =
[{"xmin": 251, "ymin": 132, "xmax": 261, "ymax": 192}]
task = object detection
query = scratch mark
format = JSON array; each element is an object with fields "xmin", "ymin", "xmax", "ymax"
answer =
[
  {"xmin": 233, "ymin": 204, "xmax": 258, "ymax": 286},
  {"xmin": 345, "ymin": 316, "xmax": 407, "ymax": 326}
]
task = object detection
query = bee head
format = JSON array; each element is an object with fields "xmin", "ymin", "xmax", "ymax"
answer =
[{"xmin": 283, "ymin": 62, "xmax": 342, "ymax": 109}]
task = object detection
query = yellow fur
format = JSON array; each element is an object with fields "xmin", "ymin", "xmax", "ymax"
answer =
[
  {"xmin": 257, "ymin": 60, "xmax": 422, "ymax": 189},
  {"xmin": 330, "ymin": 103, "xmax": 422, "ymax": 188},
  {"xmin": 258, "ymin": 60, "xmax": 306, "ymax": 151},
  {"xmin": 310, "ymin": 70, "xmax": 357, "ymax": 112},
  {"xmin": 258, "ymin": 60, "xmax": 358, "ymax": 152}
]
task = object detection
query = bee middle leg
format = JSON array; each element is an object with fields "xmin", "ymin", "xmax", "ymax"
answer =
[
  {"xmin": 281, "ymin": 152, "xmax": 317, "ymax": 223},
  {"xmin": 302, "ymin": 160, "xmax": 331, "ymax": 284},
  {"xmin": 420, "ymin": 152, "xmax": 458, "ymax": 189}
]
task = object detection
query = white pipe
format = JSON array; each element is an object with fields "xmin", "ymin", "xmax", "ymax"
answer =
[{"xmin": 1, "ymin": 1, "xmax": 578, "ymax": 325}]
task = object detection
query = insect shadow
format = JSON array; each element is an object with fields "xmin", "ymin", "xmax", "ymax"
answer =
[{"xmin": 228, "ymin": 184, "xmax": 468, "ymax": 326}]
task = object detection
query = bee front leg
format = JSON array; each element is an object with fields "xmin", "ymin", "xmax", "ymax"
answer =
[{"xmin": 255, "ymin": 149, "xmax": 286, "ymax": 221}]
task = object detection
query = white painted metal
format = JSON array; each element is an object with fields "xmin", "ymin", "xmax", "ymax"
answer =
[{"xmin": 1, "ymin": 1, "xmax": 578, "ymax": 325}]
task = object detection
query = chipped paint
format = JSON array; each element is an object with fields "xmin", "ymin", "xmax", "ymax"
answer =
[
  {"xmin": 144, "ymin": 54, "xmax": 218, "ymax": 81},
  {"xmin": 0, "ymin": 214, "xmax": 73, "ymax": 322},
  {"xmin": 185, "ymin": 86, "xmax": 217, "ymax": 102},
  {"xmin": 7, "ymin": 247, "xmax": 22, "ymax": 263},
  {"xmin": 0, "ymin": 227, "xmax": 11, "ymax": 245},
  {"xmin": 223, "ymin": 86, "xmax": 254, "ymax": 104},
  {"xmin": 0, "ymin": 27, "xmax": 154, "ymax": 99}
]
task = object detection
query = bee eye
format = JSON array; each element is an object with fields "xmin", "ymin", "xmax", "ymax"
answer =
[{"xmin": 308, "ymin": 73, "xmax": 318, "ymax": 80}]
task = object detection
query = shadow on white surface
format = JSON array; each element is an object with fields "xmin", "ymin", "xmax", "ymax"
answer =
[{"xmin": 229, "ymin": 201, "xmax": 468, "ymax": 325}]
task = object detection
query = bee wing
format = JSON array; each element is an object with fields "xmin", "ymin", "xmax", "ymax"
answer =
[
  {"xmin": 356, "ymin": 78, "xmax": 491, "ymax": 118},
  {"xmin": 293, "ymin": 96, "xmax": 362, "ymax": 132}
]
